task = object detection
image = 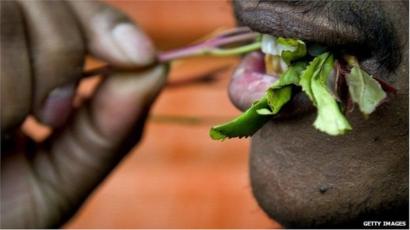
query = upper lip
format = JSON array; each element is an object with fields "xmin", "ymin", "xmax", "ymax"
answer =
[
  {"xmin": 233, "ymin": 1, "xmax": 363, "ymax": 48},
  {"xmin": 232, "ymin": 0, "xmax": 401, "ymax": 79}
]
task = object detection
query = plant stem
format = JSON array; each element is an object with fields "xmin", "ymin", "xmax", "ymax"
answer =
[
  {"xmin": 158, "ymin": 32, "xmax": 260, "ymax": 62},
  {"xmin": 213, "ymin": 26, "xmax": 252, "ymax": 39},
  {"xmin": 208, "ymin": 42, "xmax": 261, "ymax": 56},
  {"xmin": 83, "ymin": 30, "xmax": 261, "ymax": 78}
]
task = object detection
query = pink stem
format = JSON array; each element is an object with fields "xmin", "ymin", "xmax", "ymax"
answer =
[
  {"xmin": 204, "ymin": 32, "xmax": 259, "ymax": 48},
  {"xmin": 83, "ymin": 31, "xmax": 259, "ymax": 77},
  {"xmin": 158, "ymin": 43, "xmax": 206, "ymax": 62},
  {"xmin": 158, "ymin": 32, "xmax": 259, "ymax": 62},
  {"xmin": 213, "ymin": 26, "xmax": 252, "ymax": 39}
]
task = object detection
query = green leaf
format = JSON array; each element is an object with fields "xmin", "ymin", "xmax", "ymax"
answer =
[
  {"xmin": 311, "ymin": 84, "xmax": 352, "ymax": 135},
  {"xmin": 209, "ymin": 97, "xmax": 272, "ymax": 140},
  {"xmin": 346, "ymin": 66, "xmax": 387, "ymax": 116},
  {"xmin": 261, "ymin": 35, "xmax": 296, "ymax": 56},
  {"xmin": 256, "ymin": 108, "xmax": 275, "ymax": 115},
  {"xmin": 307, "ymin": 54, "xmax": 352, "ymax": 135},
  {"xmin": 299, "ymin": 53, "xmax": 329, "ymax": 102},
  {"xmin": 298, "ymin": 53, "xmax": 351, "ymax": 135},
  {"xmin": 265, "ymin": 62, "xmax": 307, "ymax": 113},
  {"xmin": 271, "ymin": 61, "xmax": 307, "ymax": 88},
  {"xmin": 210, "ymin": 61, "xmax": 308, "ymax": 141},
  {"xmin": 266, "ymin": 86, "xmax": 292, "ymax": 114},
  {"xmin": 277, "ymin": 37, "xmax": 307, "ymax": 64}
]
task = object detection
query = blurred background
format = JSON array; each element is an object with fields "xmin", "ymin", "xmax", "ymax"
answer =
[{"xmin": 45, "ymin": 0, "xmax": 280, "ymax": 228}]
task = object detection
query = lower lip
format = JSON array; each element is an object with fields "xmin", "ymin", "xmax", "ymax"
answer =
[
  {"xmin": 228, "ymin": 52, "xmax": 278, "ymax": 111},
  {"xmin": 228, "ymin": 51, "xmax": 314, "ymax": 117}
]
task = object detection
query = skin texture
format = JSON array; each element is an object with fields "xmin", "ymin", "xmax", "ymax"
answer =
[
  {"xmin": 233, "ymin": 0, "xmax": 409, "ymax": 228},
  {"xmin": 1, "ymin": 0, "xmax": 165, "ymax": 228}
]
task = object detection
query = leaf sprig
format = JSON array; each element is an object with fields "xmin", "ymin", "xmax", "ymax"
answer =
[{"xmin": 209, "ymin": 34, "xmax": 392, "ymax": 140}]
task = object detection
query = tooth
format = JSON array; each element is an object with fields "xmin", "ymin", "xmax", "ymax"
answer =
[{"xmin": 265, "ymin": 54, "xmax": 287, "ymax": 76}]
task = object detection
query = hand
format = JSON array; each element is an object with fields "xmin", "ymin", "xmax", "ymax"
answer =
[{"xmin": 0, "ymin": 1, "xmax": 167, "ymax": 228}]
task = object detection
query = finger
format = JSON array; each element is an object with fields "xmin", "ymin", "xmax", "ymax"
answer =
[
  {"xmin": 0, "ymin": 1, "xmax": 32, "ymax": 132},
  {"xmin": 66, "ymin": 0, "xmax": 156, "ymax": 67},
  {"xmin": 40, "ymin": 82, "xmax": 77, "ymax": 127},
  {"xmin": 17, "ymin": 0, "xmax": 85, "ymax": 127},
  {"xmin": 31, "ymin": 65, "xmax": 167, "ymax": 226}
]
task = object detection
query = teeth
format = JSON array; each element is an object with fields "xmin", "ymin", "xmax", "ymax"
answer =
[
  {"xmin": 265, "ymin": 54, "xmax": 288, "ymax": 75},
  {"xmin": 264, "ymin": 54, "xmax": 277, "ymax": 75},
  {"xmin": 279, "ymin": 58, "xmax": 288, "ymax": 72},
  {"xmin": 261, "ymin": 34, "xmax": 277, "ymax": 55},
  {"xmin": 262, "ymin": 34, "xmax": 290, "ymax": 75},
  {"xmin": 261, "ymin": 34, "xmax": 296, "ymax": 56}
]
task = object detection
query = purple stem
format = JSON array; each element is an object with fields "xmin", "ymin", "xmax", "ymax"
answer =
[
  {"xmin": 83, "ymin": 30, "xmax": 260, "ymax": 77},
  {"xmin": 205, "ymin": 32, "xmax": 259, "ymax": 48},
  {"xmin": 159, "ymin": 32, "xmax": 259, "ymax": 62},
  {"xmin": 213, "ymin": 26, "xmax": 252, "ymax": 39},
  {"xmin": 158, "ymin": 43, "xmax": 207, "ymax": 62}
]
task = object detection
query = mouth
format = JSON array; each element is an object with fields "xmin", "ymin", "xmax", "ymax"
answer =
[
  {"xmin": 228, "ymin": 0, "xmax": 400, "ymax": 118},
  {"xmin": 228, "ymin": 33, "xmax": 333, "ymax": 120},
  {"xmin": 228, "ymin": 51, "xmax": 315, "ymax": 118}
]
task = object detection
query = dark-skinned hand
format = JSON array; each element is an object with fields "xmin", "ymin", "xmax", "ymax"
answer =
[{"xmin": 1, "ymin": 1, "xmax": 167, "ymax": 228}]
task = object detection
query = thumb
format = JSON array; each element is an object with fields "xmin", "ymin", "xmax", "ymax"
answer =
[
  {"xmin": 32, "ymin": 65, "xmax": 167, "ymax": 225},
  {"xmin": 66, "ymin": 0, "xmax": 156, "ymax": 67}
]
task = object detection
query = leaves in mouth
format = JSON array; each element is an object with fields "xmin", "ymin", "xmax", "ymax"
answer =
[
  {"xmin": 299, "ymin": 53, "xmax": 327, "ymax": 101},
  {"xmin": 203, "ymin": 30, "xmax": 394, "ymax": 140},
  {"xmin": 302, "ymin": 53, "xmax": 352, "ymax": 135},
  {"xmin": 209, "ymin": 97, "xmax": 272, "ymax": 140},
  {"xmin": 346, "ymin": 66, "xmax": 387, "ymax": 116},
  {"xmin": 262, "ymin": 36, "xmax": 306, "ymax": 75},
  {"xmin": 209, "ymin": 62, "xmax": 307, "ymax": 140},
  {"xmin": 277, "ymin": 37, "xmax": 307, "ymax": 64},
  {"xmin": 266, "ymin": 61, "xmax": 307, "ymax": 113}
]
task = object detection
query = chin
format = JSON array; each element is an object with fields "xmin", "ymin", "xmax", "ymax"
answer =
[{"xmin": 248, "ymin": 109, "xmax": 409, "ymax": 228}]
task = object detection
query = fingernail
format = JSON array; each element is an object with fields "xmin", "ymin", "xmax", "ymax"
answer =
[
  {"xmin": 112, "ymin": 23, "xmax": 156, "ymax": 65},
  {"xmin": 40, "ymin": 83, "xmax": 76, "ymax": 127}
]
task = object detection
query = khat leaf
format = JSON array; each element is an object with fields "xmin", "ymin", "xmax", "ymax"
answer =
[
  {"xmin": 346, "ymin": 66, "xmax": 387, "ymax": 116},
  {"xmin": 209, "ymin": 97, "xmax": 272, "ymax": 140},
  {"xmin": 266, "ymin": 61, "xmax": 307, "ymax": 113},
  {"xmin": 266, "ymin": 86, "xmax": 292, "ymax": 114},
  {"xmin": 300, "ymin": 53, "xmax": 352, "ymax": 135},
  {"xmin": 210, "ymin": 61, "xmax": 308, "ymax": 140},
  {"xmin": 299, "ymin": 53, "xmax": 329, "ymax": 102},
  {"xmin": 277, "ymin": 37, "xmax": 307, "ymax": 64}
]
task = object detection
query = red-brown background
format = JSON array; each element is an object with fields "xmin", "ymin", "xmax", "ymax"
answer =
[{"xmin": 62, "ymin": 1, "xmax": 280, "ymax": 228}]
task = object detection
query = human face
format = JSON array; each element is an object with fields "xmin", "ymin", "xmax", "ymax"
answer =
[{"xmin": 231, "ymin": 1, "xmax": 408, "ymax": 228}]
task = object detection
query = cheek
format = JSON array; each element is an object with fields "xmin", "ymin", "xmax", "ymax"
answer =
[{"xmin": 248, "ymin": 102, "xmax": 408, "ymax": 227}]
